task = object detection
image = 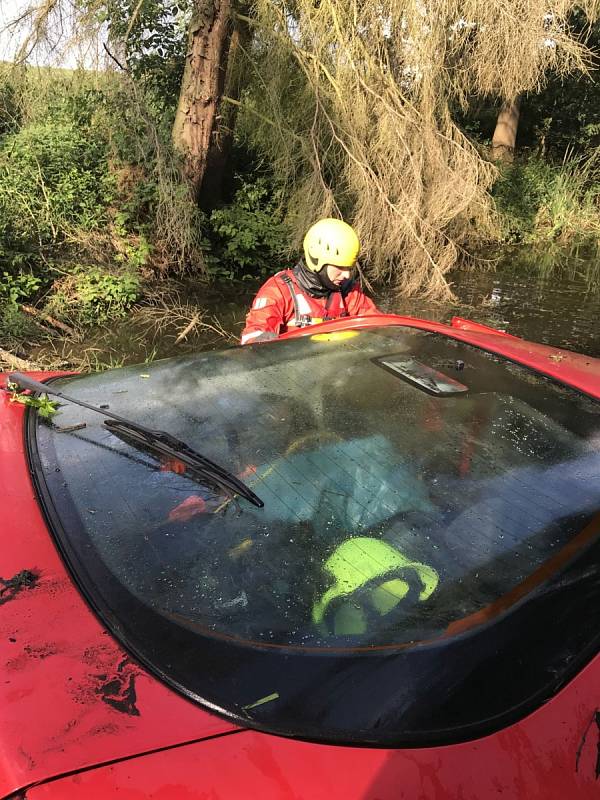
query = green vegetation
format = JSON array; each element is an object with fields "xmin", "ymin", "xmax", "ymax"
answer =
[
  {"xmin": 0, "ymin": 63, "xmax": 292, "ymax": 351},
  {"xmin": 0, "ymin": 270, "xmax": 40, "ymax": 347},
  {"xmin": 0, "ymin": 120, "xmax": 113, "ymax": 255},
  {"xmin": 207, "ymin": 178, "xmax": 289, "ymax": 278},
  {"xmin": 0, "ymin": 68, "xmax": 131, "ymax": 344},
  {"xmin": 1, "ymin": 3, "xmax": 600, "ymax": 363},
  {"xmin": 44, "ymin": 267, "xmax": 141, "ymax": 325},
  {"xmin": 492, "ymin": 157, "xmax": 600, "ymax": 246},
  {"xmin": 7, "ymin": 383, "xmax": 59, "ymax": 417}
]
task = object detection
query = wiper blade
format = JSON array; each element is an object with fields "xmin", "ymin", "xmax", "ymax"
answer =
[
  {"xmin": 103, "ymin": 419, "xmax": 263, "ymax": 507},
  {"xmin": 8, "ymin": 372, "xmax": 264, "ymax": 508}
]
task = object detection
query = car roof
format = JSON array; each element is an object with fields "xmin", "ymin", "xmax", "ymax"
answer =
[{"xmin": 281, "ymin": 314, "xmax": 600, "ymax": 399}]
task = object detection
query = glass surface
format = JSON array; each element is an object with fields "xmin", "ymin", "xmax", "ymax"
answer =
[{"xmin": 32, "ymin": 327, "xmax": 600, "ymax": 744}]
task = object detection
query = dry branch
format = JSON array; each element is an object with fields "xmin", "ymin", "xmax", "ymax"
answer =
[
  {"xmin": 5, "ymin": 0, "xmax": 600, "ymax": 297},
  {"xmin": 174, "ymin": 313, "xmax": 200, "ymax": 344},
  {"xmin": 0, "ymin": 348, "xmax": 38, "ymax": 371},
  {"xmin": 133, "ymin": 287, "xmax": 236, "ymax": 344},
  {"xmin": 21, "ymin": 305, "xmax": 78, "ymax": 338},
  {"xmin": 244, "ymin": 0, "xmax": 599, "ymax": 297}
]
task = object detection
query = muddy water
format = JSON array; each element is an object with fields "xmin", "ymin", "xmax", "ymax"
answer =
[
  {"xmin": 376, "ymin": 251, "xmax": 600, "ymax": 357},
  {"xmin": 37, "ymin": 248, "xmax": 600, "ymax": 366}
]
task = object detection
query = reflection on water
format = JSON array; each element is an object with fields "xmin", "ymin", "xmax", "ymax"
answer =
[
  {"xmin": 377, "ymin": 250, "xmax": 600, "ymax": 357},
  {"xmin": 36, "ymin": 248, "xmax": 600, "ymax": 365}
]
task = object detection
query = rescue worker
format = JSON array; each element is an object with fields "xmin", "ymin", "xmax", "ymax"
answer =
[{"xmin": 240, "ymin": 218, "xmax": 379, "ymax": 344}]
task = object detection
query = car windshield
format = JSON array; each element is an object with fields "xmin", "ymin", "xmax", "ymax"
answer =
[{"xmin": 30, "ymin": 326, "xmax": 600, "ymax": 745}]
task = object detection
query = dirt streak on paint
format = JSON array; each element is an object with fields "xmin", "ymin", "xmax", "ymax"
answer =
[
  {"xmin": 0, "ymin": 570, "xmax": 39, "ymax": 606},
  {"xmin": 575, "ymin": 709, "xmax": 600, "ymax": 779}
]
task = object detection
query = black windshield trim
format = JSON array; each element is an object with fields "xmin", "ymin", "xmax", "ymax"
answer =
[
  {"xmin": 22, "ymin": 418, "xmax": 600, "ymax": 746},
  {"xmin": 25, "ymin": 354, "xmax": 600, "ymax": 748}
]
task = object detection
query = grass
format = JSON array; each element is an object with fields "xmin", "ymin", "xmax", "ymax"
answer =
[{"xmin": 492, "ymin": 153, "xmax": 600, "ymax": 247}]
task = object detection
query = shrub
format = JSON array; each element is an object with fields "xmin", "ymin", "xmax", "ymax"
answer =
[
  {"xmin": 0, "ymin": 121, "xmax": 113, "ymax": 247},
  {"xmin": 0, "ymin": 73, "xmax": 21, "ymax": 136},
  {"xmin": 0, "ymin": 270, "xmax": 43, "ymax": 344},
  {"xmin": 492, "ymin": 156, "xmax": 600, "ymax": 244},
  {"xmin": 0, "ymin": 270, "xmax": 42, "ymax": 304},
  {"xmin": 44, "ymin": 267, "xmax": 141, "ymax": 326},
  {"xmin": 492, "ymin": 159, "xmax": 556, "ymax": 242},
  {"xmin": 207, "ymin": 178, "xmax": 289, "ymax": 277},
  {"xmin": 0, "ymin": 300, "xmax": 30, "ymax": 344}
]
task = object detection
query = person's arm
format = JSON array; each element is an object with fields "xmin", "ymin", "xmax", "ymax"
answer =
[
  {"xmin": 345, "ymin": 284, "xmax": 380, "ymax": 316},
  {"xmin": 240, "ymin": 277, "xmax": 289, "ymax": 344}
]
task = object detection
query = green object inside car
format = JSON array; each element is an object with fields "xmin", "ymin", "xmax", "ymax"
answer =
[{"xmin": 313, "ymin": 537, "xmax": 439, "ymax": 635}]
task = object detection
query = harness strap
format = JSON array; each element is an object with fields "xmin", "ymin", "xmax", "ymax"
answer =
[
  {"xmin": 279, "ymin": 271, "xmax": 349, "ymax": 326},
  {"xmin": 280, "ymin": 273, "xmax": 308, "ymax": 327}
]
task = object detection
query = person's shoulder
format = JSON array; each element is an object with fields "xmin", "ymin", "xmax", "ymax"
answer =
[
  {"xmin": 252, "ymin": 269, "xmax": 293, "ymax": 300},
  {"xmin": 264, "ymin": 269, "xmax": 297, "ymax": 291},
  {"xmin": 273, "ymin": 268, "xmax": 295, "ymax": 282}
]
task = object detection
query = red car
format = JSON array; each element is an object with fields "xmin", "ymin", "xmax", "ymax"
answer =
[{"xmin": 1, "ymin": 313, "xmax": 599, "ymax": 799}]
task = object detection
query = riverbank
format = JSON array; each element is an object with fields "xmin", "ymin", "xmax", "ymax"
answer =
[
  {"xmin": 2, "ymin": 247, "xmax": 599, "ymax": 375},
  {"xmin": 3, "ymin": 64, "xmax": 600, "ymax": 367}
]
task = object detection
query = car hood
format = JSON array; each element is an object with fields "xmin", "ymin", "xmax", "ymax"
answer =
[{"xmin": 0, "ymin": 376, "xmax": 239, "ymax": 798}]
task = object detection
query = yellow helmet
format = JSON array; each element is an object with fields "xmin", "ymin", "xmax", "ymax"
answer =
[{"xmin": 303, "ymin": 218, "xmax": 360, "ymax": 273}]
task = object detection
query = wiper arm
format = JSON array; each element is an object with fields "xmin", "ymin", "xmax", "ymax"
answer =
[
  {"xmin": 8, "ymin": 372, "xmax": 264, "ymax": 508},
  {"xmin": 103, "ymin": 419, "xmax": 264, "ymax": 507}
]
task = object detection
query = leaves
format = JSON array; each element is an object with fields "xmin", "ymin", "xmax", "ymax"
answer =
[
  {"xmin": 44, "ymin": 268, "xmax": 141, "ymax": 326},
  {"xmin": 7, "ymin": 384, "xmax": 59, "ymax": 418},
  {"xmin": 207, "ymin": 177, "xmax": 289, "ymax": 276}
]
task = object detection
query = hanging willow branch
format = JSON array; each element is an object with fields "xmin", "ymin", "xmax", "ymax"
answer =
[
  {"xmin": 240, "ymin": 0, "xmax": 600, "ymax": 297},
  {"xmin": 4, "ymin": 0, "xmax": 600, "ymax": 296}
]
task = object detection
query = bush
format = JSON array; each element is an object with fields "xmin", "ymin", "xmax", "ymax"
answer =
[
  {"xmin": 207, "ymin": 178, "xmax": 289, "ymax": 278},
  {"xmin": 0, "ymin": 121, "xmax": 113, "ymax": 253},
  {"xmin": 492, "ymin": 159, "xmax": 556, "ymax": 242},
  {"xmin": 0, "ymin": 300, "xmax": 31, "ymax": 344},
  {"xmin": 492, "ymin": 157, "xmax": 600, "ymax": 244},
  {"xmin": 0, "ymin": 270, "xmax": 43, "ymax": 344},
  {"xmin": 44, "ymin": 267, "xmax": 141, "ymax": 326},
  {"xmin": 0, "ymin": 73, "xmax": 21, "ymax": 136},
  {"xmin": 0, "ymin": 270, "xmax": 42, "ymax": 304}
]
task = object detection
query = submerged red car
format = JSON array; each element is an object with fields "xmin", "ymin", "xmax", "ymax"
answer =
[{"xmin": 1, "ymin": 313, "xmax": 599, "ymax": 799}]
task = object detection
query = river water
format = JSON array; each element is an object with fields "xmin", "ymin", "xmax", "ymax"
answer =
[
  {"xmin": 35, "ymin": 248, "xmax": 600, "ymax": 366},
  {"xmin": 375, "ymin": 250, "xmax": 600, "ymax": 357}
]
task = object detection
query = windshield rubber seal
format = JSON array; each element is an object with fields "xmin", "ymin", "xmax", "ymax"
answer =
[{"xmin": 23, "ymin": 367, "xmax": 600, "ymax": 749}]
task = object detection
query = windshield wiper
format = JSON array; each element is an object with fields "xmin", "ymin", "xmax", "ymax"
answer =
[{"xmin": 8, "ymin": 372, "xmax": 264, "ymax": 508}]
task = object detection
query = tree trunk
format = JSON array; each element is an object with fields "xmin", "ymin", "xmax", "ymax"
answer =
[
  {"xmin": 199, "ymin": 15, "xmax": 252, "ymax": 209},
  {"xmin": 491, "ymin": 97, "xmax": 521, "ymax": 162},
  {"xmin": 172, "ymin": 0, "xmax": 234, "ymax": 204}
]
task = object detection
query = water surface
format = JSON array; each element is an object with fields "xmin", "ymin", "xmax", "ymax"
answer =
[{"xmin": 35, "ymin": 248, "xmax": 600, "ymax": 366}]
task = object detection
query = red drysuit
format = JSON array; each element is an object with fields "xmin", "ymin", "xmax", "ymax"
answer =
[{"xmin": 241, "ymin": 269, "xmax": 378, "ymax": 344}]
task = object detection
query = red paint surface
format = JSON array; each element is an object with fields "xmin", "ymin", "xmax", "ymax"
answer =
[
  {"xmin": 23, "ymin": 653, "xmax": 600, "ymax": 798},
  {"xmin": 1, "ymin": 318, "xmax": 599, "ymax": 798},
  {"xmin": 450, "ymin": 315, "xmax": 518, "ymax": 337},
  {"xmin": 0, "ymin": 378, "xmax": 237, "ymax": 799}
]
